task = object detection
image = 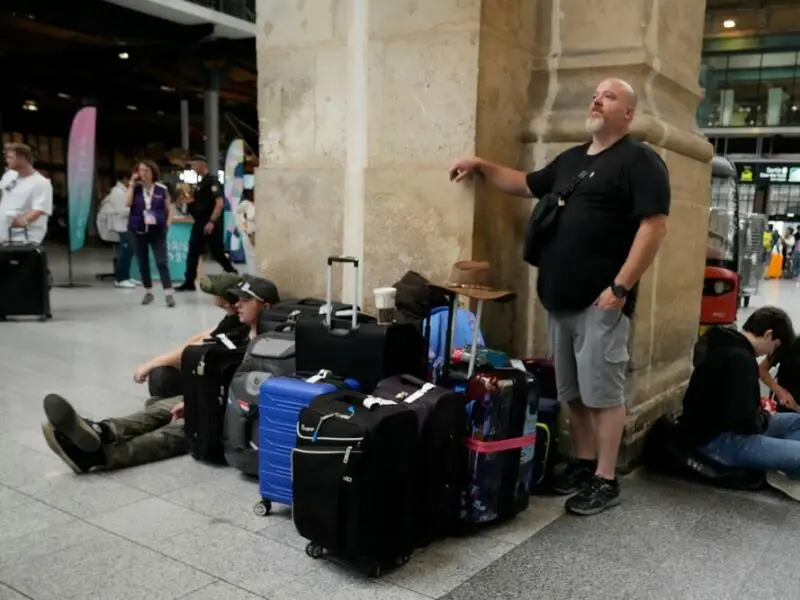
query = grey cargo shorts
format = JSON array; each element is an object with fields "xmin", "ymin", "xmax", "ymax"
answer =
[{"xmin": 546, "ymin": 305, "xmax": 631, "ymax": 408}]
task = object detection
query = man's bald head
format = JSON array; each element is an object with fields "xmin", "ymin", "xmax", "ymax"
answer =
[{"xmin": 585, "ymin": 78, "xmax": 638, "ymax": 137}]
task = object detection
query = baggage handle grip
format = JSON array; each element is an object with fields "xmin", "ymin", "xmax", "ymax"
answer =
[
  {"xmin": 325, "ymin": 255, "xmax": 360, "ymax": 331},
  {"xmin": 327, "ymin": 256, "xmax": 359, "ymax": 267}
]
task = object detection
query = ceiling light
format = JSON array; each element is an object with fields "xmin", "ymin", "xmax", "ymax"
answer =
[
  {"xmin": 160, "ymin": 85, "xmax": 175, "ymax": 92},
  {"xmin": 723, "ymin": 19, "xmax": 736, "ymax": 29},
  {"xmin": 118, "ymin": 52, "xmax": 129, "ymax": 59},
  {"xmin": 57, "ymin": 92, "xmax": 71, "ymax": 99},
  {"xmin": 793, "ymin": 105, "xmax": 798, "ymax": 112},
  {"xmin": 126, "ymin": 105, "xmax": 137, "ymax": 111},
  {"xmin": 156, "ymin": 110, "xmax": 165, "ymax": 115},
  {"xmin": 22, "ymin": 100, "xmax": 38, "ymax": 112}
]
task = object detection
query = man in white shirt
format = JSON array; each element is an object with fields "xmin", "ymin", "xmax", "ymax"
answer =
[{"xmin": 0, "ymin": 143, "xmax": 53, "ymax": 244}]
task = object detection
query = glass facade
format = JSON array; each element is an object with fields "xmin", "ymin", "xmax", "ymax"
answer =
[{"xmin": 699, "ymin": 51, "xmax": 800, "ymax": 127}]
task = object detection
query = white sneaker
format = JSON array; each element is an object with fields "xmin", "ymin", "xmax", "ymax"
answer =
[
  {"xmin": 766, "ymin": 471, "xmax": 800, "ymax": 502},
  {"xmin": 115, "ymin": 280, "xmax": 136, "ymax": 289}
]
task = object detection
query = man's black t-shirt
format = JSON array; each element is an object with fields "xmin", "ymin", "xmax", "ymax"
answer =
[
  {"xmin": 189, "ymin": 175, "xmax": 222, "ymax": 222},
  {"xmin": 525, "ymin": 135, "xmax": 671, "ymax": 318}
]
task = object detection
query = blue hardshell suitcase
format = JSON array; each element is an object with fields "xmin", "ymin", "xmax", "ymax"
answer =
[{"xmin": 254, "ymin": 374, "xmax": 357, "ymax": 516}]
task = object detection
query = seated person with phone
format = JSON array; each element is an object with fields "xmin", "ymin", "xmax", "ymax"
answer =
[
  {"xmin": 679, "ymin": 307, "xmax": 800, "ymax": 501},
  {"xmin": 758, "ymin": 336, "xmax": 800, "ymax": 413},
  {"xmin": 40, "ymin": 276, "xmax": 279, "ymax": 474}
]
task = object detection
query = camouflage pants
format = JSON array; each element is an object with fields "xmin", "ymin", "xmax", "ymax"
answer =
[{"xmin": 100, "ymin": 396, "xmax": 187, "ymax": 470}]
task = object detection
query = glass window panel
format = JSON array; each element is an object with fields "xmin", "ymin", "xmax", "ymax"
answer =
[
  {"xmin": 728, "ymin": 53, "xmax": 763, "ymax": 69},
  {"xmin": 705, "ymin": 55, "xmax": 729, "ymax": 69},
  {"xmin": 761, "ymin": 52, "xmax": 799, "ymax": 68}
]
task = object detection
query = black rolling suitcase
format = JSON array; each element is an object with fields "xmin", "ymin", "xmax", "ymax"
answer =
[
  {"xmin": 294, "ymin": 256, "xmax": 426, "ymax": 393},
  {"xmin": 0, "ymin": 227, "xmax": 51, "ymax": 321},
  {"xmin": 181, "ymin": 334, "xmax": 248, "ymax": 464},
  {"xmin": 292, "ymin": 389, "xmax": 419, "ymax": 576},
  {"xmin": 373, "ymin": 374, "xmax": 467, "ymax": 546}
]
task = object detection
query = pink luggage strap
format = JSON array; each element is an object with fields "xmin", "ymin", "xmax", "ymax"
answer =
[{"xmin": 465, "ymin": 433, "xmax": 536, "ymax": 454}]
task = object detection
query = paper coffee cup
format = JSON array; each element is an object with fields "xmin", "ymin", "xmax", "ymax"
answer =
[
  {"xmin": 374, "ymin": 287, "xmax": 397, "ymax": 324},
  {"xmin": 373, "ymin": 287, "xmax": 397, "ymax": 309}
]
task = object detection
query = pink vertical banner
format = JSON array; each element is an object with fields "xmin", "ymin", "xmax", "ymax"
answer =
[{"xmin": 67, "ymin": 106, "xmax": 97, "ymax": 252}]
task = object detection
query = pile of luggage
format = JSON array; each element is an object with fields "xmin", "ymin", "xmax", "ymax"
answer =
[{"xmin": 179, "ymin": 257, "xmax": 562, "ymax": 577}]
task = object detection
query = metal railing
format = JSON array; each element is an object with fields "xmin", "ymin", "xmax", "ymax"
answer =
[{"xmin": 185, "ymin": 0, "xmax": 255, "ymax": 22}]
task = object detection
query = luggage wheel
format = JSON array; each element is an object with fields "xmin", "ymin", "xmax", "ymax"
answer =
[
  {"xmin": 253, "ymin": 500, "xmax": 272, "ymax": 517},
  {"xmin": 305, "ymin": 543, "xmax": 324, "ymax": 559}
]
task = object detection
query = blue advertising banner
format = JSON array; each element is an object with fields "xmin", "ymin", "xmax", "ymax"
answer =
[{"xmin": 66, "ymin": 106, "xmax": 97, "ymax": 252}]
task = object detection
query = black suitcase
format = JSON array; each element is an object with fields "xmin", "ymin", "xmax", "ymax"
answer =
[
  {"xmin": 181, "ymin": 337, "xmax": 247, "ymax": 464},
  {"xmin": 373, "ymin": 374, "xmax": 467, "ymax": 546},
  {"xmin": 0, "ymin": 233, "xmax": 51, "ymax": 321},
  {"xmin": 257, "ymin": 298, "xmax": 368, "ymax": 334},
  {"xmin": 223, "ymin": 330, "xmax": 297, "ymax": 475},
  {"xmin": 292, "ymin": 389, "xmax": 419, "ymax": 576},
  {"xmin": 294, "ymin": 256, "xmax": 426, "ymax": 393}
]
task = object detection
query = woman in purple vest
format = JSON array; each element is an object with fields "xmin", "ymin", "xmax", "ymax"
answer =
[{"xmin": 126, "ymin": 160, "xmax": 175, "ymax": 307}]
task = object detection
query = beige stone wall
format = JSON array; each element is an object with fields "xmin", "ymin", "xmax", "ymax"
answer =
[{"xmin": 255, "ymin": 0, "xmax": 713, "ymax": 468}]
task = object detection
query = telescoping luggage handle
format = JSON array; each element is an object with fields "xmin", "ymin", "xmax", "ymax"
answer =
[
  {"xmin": 439, "ymin": 291, "xmax": 484, "ymax": 381},
  {"xmin": 325, "ymin": 255, "xmax": 359, "ymax": 331},
  {"xmin": 5, "ymin": 225, "xmax": 30, "ymax": 246}
]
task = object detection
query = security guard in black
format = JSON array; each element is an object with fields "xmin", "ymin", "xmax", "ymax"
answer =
[{"xmin": 176, "ymin": 155, "xmax": 237, "ymax": 292}]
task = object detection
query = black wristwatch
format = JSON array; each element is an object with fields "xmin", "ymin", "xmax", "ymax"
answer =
[{"xmin": 611, "ymin": 283, "xmax": 629, "ymax": 299}]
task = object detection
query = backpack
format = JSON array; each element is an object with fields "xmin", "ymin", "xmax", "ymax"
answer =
[{"xmin": 424, "ymin": 305, "xmax": 485, "ymax": 366}]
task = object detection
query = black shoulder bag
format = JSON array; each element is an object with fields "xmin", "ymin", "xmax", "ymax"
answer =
[{"xmin": 522, "ymin": 169, "xmax": 590, "ymax": 267}]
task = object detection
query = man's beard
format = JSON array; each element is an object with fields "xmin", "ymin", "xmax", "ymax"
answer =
[{"xmin": 585, "ymin": 115, "xmax": 605, "ymax": 134}]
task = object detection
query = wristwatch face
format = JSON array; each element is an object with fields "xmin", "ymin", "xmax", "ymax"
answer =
[{"xmin": 612, "ymin": 284, "xmax": 628, "ymax": 299}]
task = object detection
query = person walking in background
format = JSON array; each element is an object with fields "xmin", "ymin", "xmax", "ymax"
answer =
[
  {"xmin": 126, "ymin": 160, "xmax": 175, "ymax": 307},
  {"xmin": 0, "ymin": 142, "xmax": 53, "ymax": 245},
  {"xmin": 97, "ymin": 172, "xmax": 136, "ymax": 288},
  {"xmin": 175, "ymin": 155, "xmax": 237, "ymax": 292}
]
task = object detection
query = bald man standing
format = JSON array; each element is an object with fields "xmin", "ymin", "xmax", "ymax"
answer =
[{"xmin": 449, "ymin": 78, "xmax": 670, "ymax": 516}]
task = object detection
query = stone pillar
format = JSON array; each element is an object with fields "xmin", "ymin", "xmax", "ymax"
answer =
[
  {"xmin": 255, "ymin": 0, "xmax": 712, "ymax": 468},
  {"xmin": 254, "ymin": 0, "xmax": 536, "ymax": 304},
  {"xmin": 519, "ymin": 0, "xmax": 714, "ymax": 468}
]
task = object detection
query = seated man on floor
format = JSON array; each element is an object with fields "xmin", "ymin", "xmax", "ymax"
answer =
[
  {"xmin": 135, "ymin": 273, "xmax": 246, "ymax": 398},
  {"xmin": 40, "ymin": 276, "xmax": 281, "ymax": 474},
  {"xmin": 758, "ymin": 335, "xmax": 800, "ymax": 414},
  {"xmin": 679, "ymin": 307, "xmax": 800, "ymax": 499}
]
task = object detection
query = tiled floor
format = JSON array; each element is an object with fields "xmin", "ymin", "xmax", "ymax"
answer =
[{"xmin": 1, "ymin": 248, "xmax": 799, "ymax": 599}]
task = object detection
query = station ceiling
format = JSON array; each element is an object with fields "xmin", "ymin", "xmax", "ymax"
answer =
[{"xmin": 0, "ymin": 0, "xmax": 257, "ymax": 150}]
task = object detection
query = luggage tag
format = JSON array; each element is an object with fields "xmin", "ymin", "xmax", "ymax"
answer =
[
  {"xmin": 402, "ymin": 383, "xmax": 437, "ymax": 404},
  {"xmin": 217, "ymin": 333, "xmax": 237, "ymax": 350},
  {"xmin": 144, "ymin": 210, "xmax": 157, "ymax": 226},
  {"xmin": 305, "ymin": 369, "xmax": 333, "ymax": 383}
]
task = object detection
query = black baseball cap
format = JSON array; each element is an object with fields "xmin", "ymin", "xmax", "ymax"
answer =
[
  {"xmin": 190, "ymin": 154, "xmax": 208, "ymax": 163},
  {"xmin": 231, "ymin": 276, "xmax": 280, "ymax": 305}
]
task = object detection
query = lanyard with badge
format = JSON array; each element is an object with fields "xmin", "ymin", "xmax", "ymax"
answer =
[{"xmin": 142, "ymin": 185, "xmax": 157, "ymax": 226}]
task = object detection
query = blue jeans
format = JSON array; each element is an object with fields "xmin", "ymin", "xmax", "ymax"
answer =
[
  {"xmin": 115, "ymin": 231, "xmax": 134, "ymax": 282},
  {"xmin": 700, "ymin": 412, "xmax": 800, "ymax": 478}
]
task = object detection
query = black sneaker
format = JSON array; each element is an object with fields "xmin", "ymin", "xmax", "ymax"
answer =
[
  {"xmin": 552, "ymin": 459, "xmax": 596, "ymax": 495},
  {"xmin": 175, "ymin": 283, "xmax": 196, "ymax": 292},
  {"xmin": 565, "ymin": 475, "xmax": 621, "ymax": 516},
  {"xmin": 42, "ymin": 394, "xmax": 105, "ymax": 451},
  {"xmin": 41, "ymin": 423, "xmax": 105, "ymax": 474}
]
